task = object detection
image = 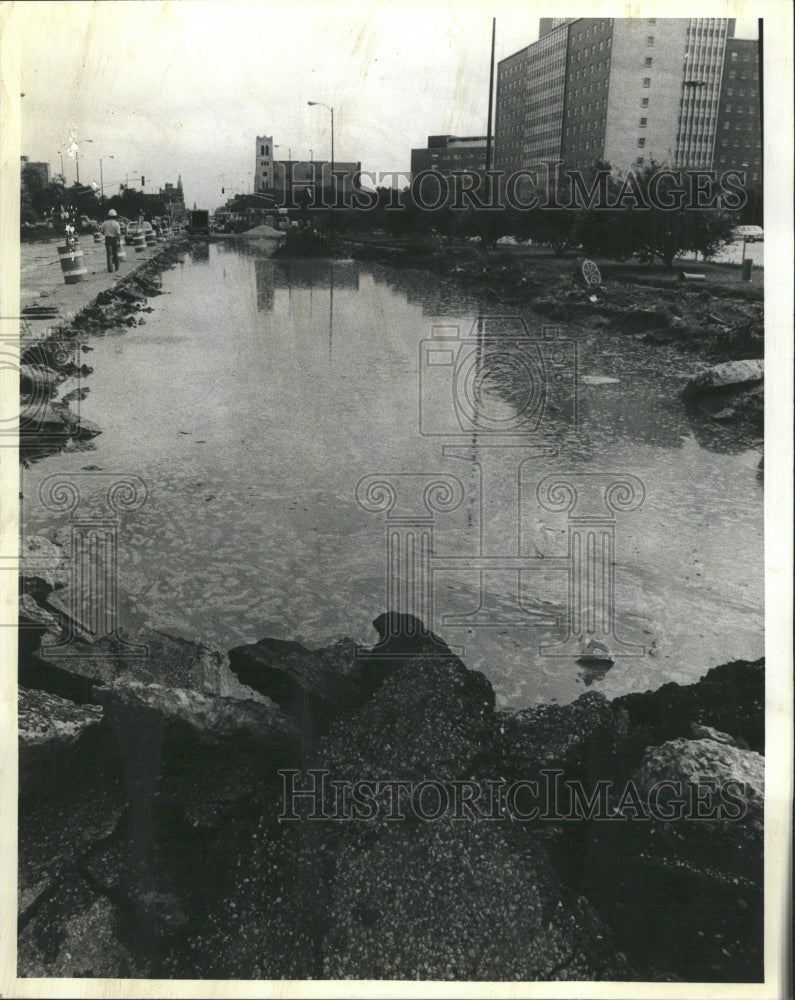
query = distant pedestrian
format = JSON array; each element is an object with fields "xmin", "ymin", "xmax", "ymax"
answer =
[{"xmin": 100, "ymin": 209, "xmax": 122, "ymax": 272}]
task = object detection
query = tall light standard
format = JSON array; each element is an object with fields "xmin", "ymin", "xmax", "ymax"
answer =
[
  {"xmin": 57, "ymin": 150, "xmax": 65, "ymax": 183},
  {"xmin": 307, "ymin": 101, "xmax": 333, "ymax": 203},
  {"xmin": 75, "ymin": 139, "xmax": 93, "ymax": 186},
  {"xmin": 99, "ymin": 155, "xmax": 114, "ymax": 206}
]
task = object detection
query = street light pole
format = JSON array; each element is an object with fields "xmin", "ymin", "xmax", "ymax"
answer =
[
  {"xmin": 99, "ymin": 155, "xmax": 114, "ymax": 206},
  {"xmin": 75, "ymin": 139, "xmax": 93, "ymax": 185},
  {"xmin": 275, "ymin": 144, "xmax": 292, "ymax": 205},
  {"xmin": 740, "ymin": 162, "xmax": 749, "ymax": 265},
  {"xmin": 57, "ymin": 150, "xmax": 65, "ymax": 182},
  {"xmin": 308, "ymin": 101, "xmax": 334, "ymax": 204}
]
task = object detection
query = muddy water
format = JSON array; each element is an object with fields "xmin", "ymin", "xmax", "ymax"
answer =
[{"xmin": 21, "ymin": 242, "xmax": 763, "ymax": 707}]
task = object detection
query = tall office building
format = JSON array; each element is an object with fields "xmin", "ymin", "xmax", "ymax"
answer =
[
  {"xmin": 495, "ymin": 18, "xmax": 759, "ymax": 180},
  {"xmin": 496, "ymin": 28, "xmax": 569, "ymax": 176}
]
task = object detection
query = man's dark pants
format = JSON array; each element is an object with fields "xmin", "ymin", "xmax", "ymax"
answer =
[{"xmin": 106, "ymin": 237, "xmax": 120, "ymax": 272}]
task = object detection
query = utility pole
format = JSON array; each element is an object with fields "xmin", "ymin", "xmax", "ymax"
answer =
[
  {"xmin": 485, "ymin": 18, "xmax": 496, "ymax": 229},
  {"xmin": 485, "ymin": 18, "xmax": 495, "ymax": 175}
]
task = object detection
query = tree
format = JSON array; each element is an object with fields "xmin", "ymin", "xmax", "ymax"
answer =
[
  {"xmin": 106, "ymin": 185, "xmax": 167, "ymax": 221},
  {"xmin": 20, "ymin": 163, "xmax": 51, "ymax": 223},
  {"xmin": 575, "ymin": 162, "xmax": 736, "ymax": 269}
]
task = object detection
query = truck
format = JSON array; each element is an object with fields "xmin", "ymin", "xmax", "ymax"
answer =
[{"xmin": 188, "ymin": 209, "xmax": 210, "ymax": 235}]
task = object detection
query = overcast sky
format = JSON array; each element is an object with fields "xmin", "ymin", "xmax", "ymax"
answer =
[{"xmin": 8, "ymin": 1, "xmax": 760, "ymax": 211}]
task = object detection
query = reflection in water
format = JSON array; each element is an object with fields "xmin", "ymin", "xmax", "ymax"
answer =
[
  {"xmin": 271, "ymin": 259, "xmax": 359, "ymax": 291},
  {"xmin": 254, "ymin": 258, "xmax": 275, "ymax": 312},
  {"xmin": 187, "ymin": 241, "xmax": 210, "ymax": 264},
  {"xmin": 21, "ymin": 243, "xmax": 763, "ymax": 708}
]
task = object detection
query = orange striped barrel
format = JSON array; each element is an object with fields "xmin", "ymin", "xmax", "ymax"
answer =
[
  {"xmin": 57, "ymin": 242, "xmax": 87, "ymax": 284},
  {"xmin": 144, "ymin": 231, "xmax": 156, "ymax": 247},
  {"xmin": 133, "ymin": 233, "xmax": 147, "ymax": 253}
]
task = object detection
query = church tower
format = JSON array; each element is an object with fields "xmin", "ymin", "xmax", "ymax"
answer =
[{"xmin": 255, "ymin": 135, "xmax": 274, "ymax": 192}]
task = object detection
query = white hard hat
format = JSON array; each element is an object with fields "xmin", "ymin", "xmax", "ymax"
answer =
[{"xmin": 107, "ymin": 209, "xmax": 117, "ymax": 217}]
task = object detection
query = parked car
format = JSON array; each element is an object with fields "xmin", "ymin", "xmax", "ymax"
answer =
[
  {"xmin": 734, "ymin": 225, "xmax": 764, "ymax": 243},
  {"xmin": 79, "ymin": 215, "xmax": 98, "ymax": 232},
  {"xmin": 124, "ymin": 221, "xmax": 154, "ymax": 245}
]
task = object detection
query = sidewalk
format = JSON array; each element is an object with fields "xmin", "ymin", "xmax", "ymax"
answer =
[{"xmin": 20, "ymin": 235, "xmax": 178, "ymax": 337}]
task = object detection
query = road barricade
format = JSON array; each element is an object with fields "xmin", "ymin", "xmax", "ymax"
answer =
[{"xmin": 57, "ymin": 241, "xmax": 88, "ymax": 284}]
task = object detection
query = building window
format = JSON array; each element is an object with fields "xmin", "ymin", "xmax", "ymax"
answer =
[
  {"xmin": 265, "ymin": 145, "xmax": 270, "ymax": 156},
  {"xmin": 639, "ymin": 117, "xmax": 647, "ymax": 127},
  {"xmin": 731, "ymin": 50, "xmax": 738, "ymax": 61},
  {"xmin": 648, "ymin": 17, "xmax": 656, "ymax": 23},
  {"xmin": 636, "ymin": 155, "xmax": 645, "ymax": 164},
  {"xmin": 641, "ymin": 97, "xmax": 649, "ymax": 107},
  {"xmin": 637, "ymin": 137, "xmax": 646, "ymax": 147},
  {"xmin": 644, "ymin": 56, "xmax": 653, "ymax": 67},
  {"xmin": 260, "ymin": 145, "xmax": 264, "ymax": 156},
  {"xmin": 729, "ymin": 70, "xmax": 736, "ymax": 79},
  {"xmin": 721, "ymin": 138, "xmax": 728, "ymax": 147},
  {"xmin": 646, "ymin": 35, "xmax": 654, "ymax": 46},
  {"xmin": 643, "ymin": 77, "xmax": 651, "ymax": 88}
]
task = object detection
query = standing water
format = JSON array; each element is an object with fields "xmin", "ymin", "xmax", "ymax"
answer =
[{"xmin": 21, "ymin": 242, "xmax": 763, "ymax": 707}]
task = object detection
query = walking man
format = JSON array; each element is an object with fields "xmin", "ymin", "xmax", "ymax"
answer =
[{"xmin": 100, "ymin": 208, "xmax": 122, "ymax": 273}]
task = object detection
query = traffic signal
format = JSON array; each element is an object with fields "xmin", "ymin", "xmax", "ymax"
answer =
[{"xmin": 141, "ymin": 176, "xmax": 145, "ymax": 187}]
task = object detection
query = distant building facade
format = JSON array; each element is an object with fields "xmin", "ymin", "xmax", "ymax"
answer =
[
  {"xmin": 20, "ymin": 157, "xmax": 50, "ymax": 186},
  {"xmin": 495, "ymin": 18, "xmax": 760, "ymax": 181},
  {"xmin": 410, "ymin": 135, "xmax": 488, "ymax": 182},
  {"xmin": 158, "ymin": 176, "xmax": 186, "ymax": 220},
  {"xmin": 272, "ymin": 160, "xmax": 362, "ymax": 205},
  {"xmin": 253, "ymin": 132, "xmax": 360, "ymax": 204}
]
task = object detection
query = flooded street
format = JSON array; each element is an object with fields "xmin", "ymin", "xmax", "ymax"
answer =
[{"xmin": 21, "ymin": 241, "xmax": 763, "ymax": 707}]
